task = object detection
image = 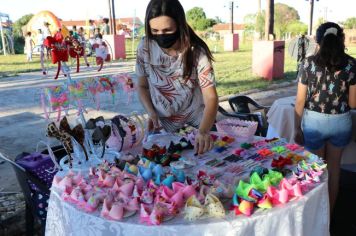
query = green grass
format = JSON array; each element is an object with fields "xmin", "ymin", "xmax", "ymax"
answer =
[
  {"xmin": 0, "ymin": 39, "xmax": 140, "ymax": 77},
  {"xmin": 1, "ymin": 39, "xmax": 355, "ymax": 97}
]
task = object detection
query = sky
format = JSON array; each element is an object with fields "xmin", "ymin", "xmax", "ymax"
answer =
[{"xmin": 0, "ymin": 0, "xmax": 355, "ymax": 25}]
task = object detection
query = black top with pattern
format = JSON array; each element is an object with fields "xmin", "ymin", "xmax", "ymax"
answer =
[{"xmin": 298, "ymin": 55, "xmax": 356, "ymax": 114}]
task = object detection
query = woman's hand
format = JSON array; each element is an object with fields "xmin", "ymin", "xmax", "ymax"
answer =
[
  {"xmin": 147, "ymin": 111, "xmax": 162, "ymax": 133},
  {"xmin": 294, "ymin": 127, "xmax": 304, "ymax": 146},
  {"xmin": 195, "ymin": 131, "xmax": 214, "ymax": 155}
]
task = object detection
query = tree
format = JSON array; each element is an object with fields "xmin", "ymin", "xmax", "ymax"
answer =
[
  {"xmin": 274, "ymin": 3, "xmax": 300, "ymax": 39},
  {"xmin": 286, "ymin": 21, "xmax": 308, "ymax": 36},
  {"xmin": 186, "ymin": 7, "xmax": 216, "ymax": 31},
  {"xmin": 13, "ymin": 14, "xmax": 33, "ymax": 37},
  {"xmin": 343, "ymin": 17, "xmax": 356, "ymax": 29},
  {"xmin": 248, "ymin": 3, "xmax": 299, "ymax": 39},
  {"xmin": 11, "ymin": 14, "xmax": 34, "ymax": 54}
]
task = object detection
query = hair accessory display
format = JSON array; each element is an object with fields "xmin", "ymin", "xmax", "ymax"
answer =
[
  {"xmin": 47, "ymin": 122, "xmax": 74, "ymax": 168},
  {"xmin": 42, "ymin": 85, "xmax": 70, "ymax": 121},
  {"xmin": 60, "ymin": 117, "xmax": 88, "ymax": 161}
]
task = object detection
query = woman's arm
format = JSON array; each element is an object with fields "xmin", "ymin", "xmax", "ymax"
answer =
[
  {"xmin": 349, "ymin": 85, "xmax": 356, "ymax": 109},
  {"xmin": 195, "ymin": 85, "xmax": 218, "ymax": 154},
  {"xmin": 199, "ymin": 86, "xmax": 218, "ymax": 134},
  {"xmin": 294, "ymin": 82, "xmax": 307, "ymax": 144},
  {"xmin": 137, "ymin": 76, "xmax": 160, "ymax": 129}
]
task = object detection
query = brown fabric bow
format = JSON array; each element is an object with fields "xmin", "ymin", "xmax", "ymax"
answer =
[
  {"xmin": 59, "ymin": 117, "xmax": 89, "ymax": 161},
  {"xmin": 47, "ymin": 122, "xmax": 73, "ymax": 168}
]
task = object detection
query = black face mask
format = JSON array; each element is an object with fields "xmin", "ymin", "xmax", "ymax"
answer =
[{"xmin": 152, "ymin": 31, "xmax": 179, "ymax": 49}]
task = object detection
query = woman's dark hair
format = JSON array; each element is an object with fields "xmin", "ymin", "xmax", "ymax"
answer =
[
  {"xmin": 315, "ymin": 22, "xmax": 347, "ymax": 72},
  {"xmin": 27, "ymin": 31, "xmax": 31, "ymax": 36},
  {"xmin": 103, "ymin": 18, "xmax": 109, "ymax": 24},
  {"xmin": 144, "ymin": 0, "xmax": 214, "ymax": 79}
]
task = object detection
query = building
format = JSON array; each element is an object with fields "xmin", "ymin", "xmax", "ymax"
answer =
[
  {"xmin": 61, "ymin": 17, "xmax": 143, "ymax": 36},
  {"xmin": 212, "ymin": 23, "xmax": 245, "ymax": 38}
]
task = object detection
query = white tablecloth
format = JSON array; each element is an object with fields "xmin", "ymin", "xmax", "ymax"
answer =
[
  {"xmin": 45, "ymin": 181, "xmax": 329, "ymax": 236},
  {"xmin": 266, "ymin": 96, "xmax": 356, "ymax": 165},
  {"xmin": 266, "ymin": 96, "xmax": 296, "ymax": 142},
  {"xmin": 45, "ymin": 135, "xmax": 330, "ymax": 236}
]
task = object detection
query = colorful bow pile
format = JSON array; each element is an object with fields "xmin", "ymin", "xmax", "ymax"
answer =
[{"xmin": 232, "ymin": 170, "xmax": 283, "ymax": 216}]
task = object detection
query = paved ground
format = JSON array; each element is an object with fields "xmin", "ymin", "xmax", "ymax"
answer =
[{"xmin": 0, "ymin": 61, "xmax": 297, "ymax": 193}]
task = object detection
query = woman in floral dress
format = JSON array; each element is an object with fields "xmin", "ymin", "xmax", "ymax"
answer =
[{"xmin": 136, "ymin": 0, "xmax": 218, "ymax": 154}]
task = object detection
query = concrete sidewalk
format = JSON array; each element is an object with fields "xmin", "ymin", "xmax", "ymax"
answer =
[{"xmin": 0, "ymin": 61, "xmax": 297, "ymax": 193}]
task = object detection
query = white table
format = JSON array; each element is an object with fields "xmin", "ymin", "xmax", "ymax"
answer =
[
  {"xmin": 266, "ymin": 96, "xmax": 356, "ymax": 165},
  {"xmin": 45, "ymin": 136, "xmax": 330, "ymax": 236}
]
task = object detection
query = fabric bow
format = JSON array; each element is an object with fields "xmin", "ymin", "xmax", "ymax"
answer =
[
  {"xmin": 66, "ymin": 37, "xmax": 84, "ymax": 73},
  {"xmin": 59, "ymin": 116, "xmax": 89, "ymax": 161},
  {"xmin": 43, "ymin": 36, "xmax": 69, "ymax": 79},
  {"xmin": 47, "ymin": 122, "xmax": 73, "ymax": 168},
  {"xmin": 271, "ymin": 146, "xmax": 287, "ymax": 154},
  {"xmin": 271, "ymin": 156, "xmax": 293, "ymax": 169}
]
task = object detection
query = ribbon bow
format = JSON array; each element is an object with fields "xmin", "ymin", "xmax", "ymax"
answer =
[
  {"xmin": 66, "ymin": 37, "xmax": 84, "ymax": 73},
  {"xmin": 271, "ymin": 156, "xmax": 293, "ymax": 169},
  {"xmin": 59, "ymin": 116, "xmax": 89, "ymax": 161},
  {"xmin": 47, "ymin": 122, "xmax": 73, "ymax": 168},
  {"xmin": 43, "ymin": 36, "xmax": 69, "ymax": 79},
  {"xmin": 271, "ymin": 146, "xmax": 287, "ymax": 154}
]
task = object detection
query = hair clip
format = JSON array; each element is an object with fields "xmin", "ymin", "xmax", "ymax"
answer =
[
  {"xmin": 271, "ymin": 156, "xmax": 293, "ymax": 169},
  {"xmin": 256, "ymin": 149, "xmax": 273, "ymax": 157},
  {"xmin": 240, "ymin": 143, "xmax": 253, "ymax": 149},
  {"xmin": 271, "ymin": 146, "xmax": 287, "ymax": 154}
]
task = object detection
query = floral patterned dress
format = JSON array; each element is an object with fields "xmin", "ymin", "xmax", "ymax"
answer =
[
  {"xmin": 298, "ymin": 55, "xmax": 356, "ymax": 114},
  {"xmin": 135, "ymin": 38, "xmax": 216, "ymax": 132}
]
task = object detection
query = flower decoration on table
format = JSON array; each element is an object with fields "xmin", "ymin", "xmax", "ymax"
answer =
[
  {"xmin": 43, "ymin": 36, "xmax": 69, "ymax": 79},
  {"xmin": 216, "ymin": 118, "xmax": 258, "ymax": 142}
]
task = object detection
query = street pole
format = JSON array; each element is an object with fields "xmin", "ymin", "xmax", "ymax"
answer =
[
  {"xmin": 111, "ymin": 0, "xmax": 117, "ymax": 35},
  {"xmin": 132, "ymin": 9, "xmax": 136, "ymax": 56},
  {"xmin": 258, "ymin": 0, "xmax": 261, "ymax": 13},
  {"xmin": 108, "ymin": 0, "xmax": 113, "ymax": 34},
  {"xmin": 265, "ymin": 0, "xmax": 274, "ymax": 40},
  {"xmin": 230, "ymin": 1, "xmax": 234, "ymax": 34},
  {"xmin": 308, "ymin": 0, "xmax": 314, "ymax": 35}
]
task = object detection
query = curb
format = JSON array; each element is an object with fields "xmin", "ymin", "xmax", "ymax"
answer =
[{"xmin": 218, "ymin": 80, "xmax": 297, "ymax": 102}]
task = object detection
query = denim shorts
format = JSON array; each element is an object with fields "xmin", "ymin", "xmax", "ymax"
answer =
[{"xmin": 302, "ymin": 109, "xmax": 352, "ymax": 150}]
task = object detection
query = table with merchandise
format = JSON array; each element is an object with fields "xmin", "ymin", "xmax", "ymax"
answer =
[{"xmin": 45, "ymin": 123, "xmax": 330, "ymax": 236}]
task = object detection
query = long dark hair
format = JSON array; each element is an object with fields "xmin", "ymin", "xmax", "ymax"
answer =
[
  {"xmin": 144, "ymin": 0, "xmax": 214, "ymax": 79},
  {"xmin": 315, "ymin": 22, "xmax": 347, "ymax": 72}
]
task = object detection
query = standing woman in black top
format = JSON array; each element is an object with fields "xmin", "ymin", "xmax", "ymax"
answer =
[{"xmin": 294, "ymin": 22, "xmax": 356, "ymax": 213}]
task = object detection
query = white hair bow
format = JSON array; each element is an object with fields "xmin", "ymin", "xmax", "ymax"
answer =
[{"xmin": 324, "ymin": 27, "xmax": 338, "ymax": 36}]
